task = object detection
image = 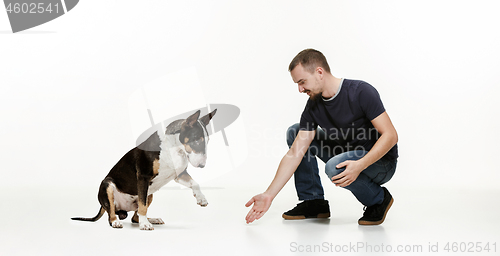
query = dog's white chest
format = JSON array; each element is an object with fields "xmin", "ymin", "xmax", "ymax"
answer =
[
  {"xmin": 148, "ymin": 170, "xmax": 175, "ymax": 195},
  {"xmin": 148, "ymin": 133, "xmax": 188, "ymax": 194}
]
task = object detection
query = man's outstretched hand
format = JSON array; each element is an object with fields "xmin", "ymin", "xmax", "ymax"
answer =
[{"xmin": 245, "ymin": 193, "xmax": 273, "ymax": 224}]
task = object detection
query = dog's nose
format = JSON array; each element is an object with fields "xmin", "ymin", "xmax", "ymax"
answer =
[{"xmin": 198, "ymin": 164, "xmax": 205, "ymax": 168}]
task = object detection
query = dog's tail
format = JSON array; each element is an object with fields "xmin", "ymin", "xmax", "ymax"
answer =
[{"xmin": 71, "ymin": 206, "xmax": 105, "ymax": 222}]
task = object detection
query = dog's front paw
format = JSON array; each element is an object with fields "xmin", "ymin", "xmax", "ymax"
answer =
[
  {"xmin": 112, "ymin": 220, "xmax": 123, "ymax": 229},
  {"xmin": 140, "ymin": 221, "xmax": 154, "ymax": 231},
  {"xmin": 139, "ymin": 215, "xmax": 154, "ymax": 230},
  {"xmin": 197, "ymin": 197, "xmax": 208, "ymax": 207}
]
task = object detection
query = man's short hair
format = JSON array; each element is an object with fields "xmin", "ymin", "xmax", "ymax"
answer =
[{"xmin": 288, "ymin": 49, "xmax": 331, "ymax": 74}]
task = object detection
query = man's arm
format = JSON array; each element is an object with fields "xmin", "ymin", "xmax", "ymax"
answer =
[
  {"xmin": 245, "ymin": 129, "xmax": 316, "ymax": 224},
  {"xmin": 332, "ymin": 111, "xmax": 398, "ymax": 187}
]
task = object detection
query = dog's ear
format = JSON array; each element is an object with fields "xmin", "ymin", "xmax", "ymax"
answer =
[
  {"xmin": 185, "ymin": 110, "xmax": 201, "ymax": 127},
  {"xmin": 200, "ymin": 109, "xmax": 217, "ymax": 126}
]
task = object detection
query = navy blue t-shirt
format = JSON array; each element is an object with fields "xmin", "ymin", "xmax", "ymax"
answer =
[{"xmin": 300, "ymin": 79, "xmax": 398, "ymax": 161}]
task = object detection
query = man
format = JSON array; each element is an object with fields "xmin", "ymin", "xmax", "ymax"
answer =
[{"xmin": 245, "ymin": 49, "xmax": 398, "ymax": 225}]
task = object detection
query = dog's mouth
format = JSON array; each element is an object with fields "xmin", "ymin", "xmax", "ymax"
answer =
[{"xmin": 187, "ymin": 152, "xmax": 207, "ymax": 168}]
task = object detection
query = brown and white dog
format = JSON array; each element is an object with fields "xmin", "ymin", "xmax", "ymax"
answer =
[{"xmin": 72, "ymin": 109, "xmax": 216, "ymax": 230}]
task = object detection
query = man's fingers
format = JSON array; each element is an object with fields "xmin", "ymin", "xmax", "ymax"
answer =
[
  {"xmin": 245, "ymin": 198, "xmax": 255, "ymax": 207},
  {"xmin": 246, "ymin": 208, "xmax": 257, "ymax": 220},
  {"xmin": 335, "ymin": 177, "xmax": 352, "ymax": 187},
  {"xmin": 245, "ymin": 210, "xmax": 255, "ymax": 223},
  {"xmin": 331, "ymin": 174, "xmax": 344, "ymax": 182},
  {"xmin": 336, "ymin": 160, "xmax": 350, "ymax": 169},
  {"xmin": 332, "ymin": 161, "xmax": 351, "ymax": 181},
  {"xmin": 255, "ymin": 212, "xmax": 264, "ymax": 221},
  {"xmin": 246, "ymin": 210, "xmax": 260, "ymax": 224},
  {"xmin": 246, "ymin": 209, "xmax": 266, "ymax": 224},
  {"xmin": 332, "ymin": 176, "xmax": 346, "ymax": 185}
]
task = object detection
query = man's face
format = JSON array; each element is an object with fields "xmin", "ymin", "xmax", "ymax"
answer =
[{"xmin": 290, "ymin": 63, "xmax": 322, "ymax": 100}]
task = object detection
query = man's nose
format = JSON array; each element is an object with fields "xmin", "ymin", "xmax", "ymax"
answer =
[{"xmin": 298, "ymin": 85, "xmax": 304, "ymax": 93}]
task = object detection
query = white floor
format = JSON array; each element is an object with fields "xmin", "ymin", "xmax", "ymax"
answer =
[{"xmin": 2, "ymin": 177, "xmax": 499, "ymax": 256}]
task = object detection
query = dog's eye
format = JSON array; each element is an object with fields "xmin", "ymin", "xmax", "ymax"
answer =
[{"xmin": 193, "ymin": 139, "xmax": 204, "ymax": 146}]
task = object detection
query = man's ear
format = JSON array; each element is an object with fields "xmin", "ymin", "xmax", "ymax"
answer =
[
  {"xmin": 185, "ymin": 110, "xmax": 201, "ymax": 127},
  {"xmin": 316, "ymin": 67, "xmax": 324, "ymax": 79},
  {"xmin": 200, "ymin": 109, "xmax": 217, "ymax": 126}
]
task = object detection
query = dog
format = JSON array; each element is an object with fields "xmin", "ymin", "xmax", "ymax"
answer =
[{"xmin": 72, "ymin": 109, "xmax": 216, "ymax": 230}]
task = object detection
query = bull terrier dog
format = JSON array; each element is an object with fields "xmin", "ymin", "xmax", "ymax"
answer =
[{"xmin": 72, "ymin": 109, "xmax": 216, "ymax": 230}]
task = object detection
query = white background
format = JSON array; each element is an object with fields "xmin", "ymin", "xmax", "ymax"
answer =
[{"xmin": 1, "ymin": 1, "xmax": 499, "ymax": 255}]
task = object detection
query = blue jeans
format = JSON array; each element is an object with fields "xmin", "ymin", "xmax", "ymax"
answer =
[{"xmin": 286, "ymin": 123, "xmax": 397, "ymax": 207}]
